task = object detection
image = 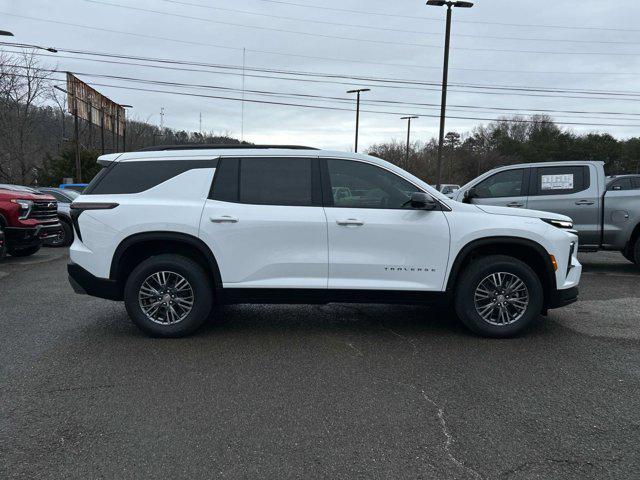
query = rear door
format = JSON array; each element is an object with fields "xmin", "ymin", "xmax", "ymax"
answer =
[
  {"xmin": 199, "ymin": 156, "xmax": 328, "ymax": 288},
  {"xmin": 470, "ymin": 167, "xmax": 530, "ymax": 208},
  {"xmin": 526, "ymin": 165, "xmax": 600, "ymax": 247}
]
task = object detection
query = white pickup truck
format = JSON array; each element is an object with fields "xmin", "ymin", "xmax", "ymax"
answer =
[{"xmin": 453, "ymin": 161, "xmax": 640, "ymax": 267}]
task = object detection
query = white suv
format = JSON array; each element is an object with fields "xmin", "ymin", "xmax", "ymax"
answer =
[{"xmin": 68, "ymin": 145, "xmax": 581, "ymax": 338}]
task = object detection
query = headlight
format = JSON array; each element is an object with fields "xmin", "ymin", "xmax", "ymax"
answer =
[
  {"xmin": 11, "ymin": 199, "xmax": 33, "ymax": 219},
  {"xmin": 542, "ymin": 218, "xmax": 573, "ymax": 229}
]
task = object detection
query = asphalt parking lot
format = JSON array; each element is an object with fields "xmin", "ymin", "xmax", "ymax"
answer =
[{"xmin": 1, "ymin": 250, "xmax": 639, "ymax": 479}]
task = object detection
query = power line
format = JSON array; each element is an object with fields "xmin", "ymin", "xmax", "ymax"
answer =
[
  {"xmin": 157, "ymin": 0, "xmax": 640, "ymax": 47},
  {"xmin": 13, "ymin": 49, "xmax": 640, "ymax": 119},
  {"xmin": 252, "ymin": 0, "xmax": 640, "ymax": 33},
  {"xmin": 84, "ymin": 0, "xmax": 640, "ymax": 57},
  {"xmin": 5, "ymin": 12, "xmax": 640, "ymax": 76},
  {"xmin": 8, "ymin": 44, "xmax": 640, "ymax": 100},
  {"xmin": 7, "ymin": 67, "xmax": 640, "ymax": 126}
]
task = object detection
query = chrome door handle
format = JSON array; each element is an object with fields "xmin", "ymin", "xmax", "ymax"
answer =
[
  {"xmin": 575, "ymin": 200, "xmax": 595, "ymax": 206},
  {"xmin": 210, "ymin": 215, "xmax": 238, "ymax": 223},
  {"xmin": 336, "ymin": 218, "xmax": 364, "ymax": 226},
  {"xmin": 506, "ymin": 202, "xmax": 524, "ymax": 208}
]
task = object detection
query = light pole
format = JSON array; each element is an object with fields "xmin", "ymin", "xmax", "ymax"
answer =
[
  {"xmin": 426, "ymin": 0, "xmax": 473, "ymax": 189},
  {"xmin": 347, "ymin": 88, "xmax": 370, "ymax": 153},
  {"xmin": 401, "ymin": 116, "xmax": 419, "ymax": 168},
  {"xmin": 0, "ymin": 40, "xmax": 57, "ymax": 52}
]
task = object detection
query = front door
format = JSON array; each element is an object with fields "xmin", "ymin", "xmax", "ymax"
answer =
[
  {"xmin": 199, "ymin": 156, "xmax": 328, "ymax": 288},
  {"xmin": 470, "ymin": 167, "xmax": 529, "ymax": 208},
  {"xmin": 322, "ymin": 158, "xmax": 450, "ymax": 291}
]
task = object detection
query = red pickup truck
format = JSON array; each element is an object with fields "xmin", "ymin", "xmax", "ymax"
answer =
[{"xmin": 0, "ymin": 185, "xmax": 63, "ymax": 258}]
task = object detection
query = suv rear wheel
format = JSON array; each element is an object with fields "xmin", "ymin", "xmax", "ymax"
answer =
[
  {"xmin": 124, "ymin": 254, "xmax": 213, "ymax": 337},
  {"xmin": 454, "ymin": 255, "xmax": 543, "ymax": 338}
]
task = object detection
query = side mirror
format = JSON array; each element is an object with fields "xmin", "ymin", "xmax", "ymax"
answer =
[
  {"xmin": 463, "ymin": 187, "xmax": 478, "ymax": 203},
  {"xmin": 410, "ymin": 192, "xmax": 437, "ymax": 210}
]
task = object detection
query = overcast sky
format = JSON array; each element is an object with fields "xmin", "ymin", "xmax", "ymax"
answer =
[{"xmin": 3, "ymin": 0, "xmax": 640, "ymax": 150}]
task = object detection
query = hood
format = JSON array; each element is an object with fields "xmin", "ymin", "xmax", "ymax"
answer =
[
  {"xmin": 0, "ymin": 188, "xmax": 56, "ymax": 201},
  {"xmin": 474, "ymin": 204, "xmax": 572, "ymax": 222}
]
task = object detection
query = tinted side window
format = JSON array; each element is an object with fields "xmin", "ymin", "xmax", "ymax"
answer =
[
  {"xmin": 239, "ymin": 157, "xmax": 314, "ymax": 206},
  {"xmin": 607, "ymin": 178, "xmax": 632, "ymax": 191},
  {"xmin": 86, "ymin": 159, "xmax": 217, "ymax": 195},
  {"xmin": 475, "ymin": 169, "xmax": 524, "ymax": 198},
  {"xmin": 531, "ymin": 166, "xmax": 589, "ymax": 196},
  {"xmin": 325, "ymin": 159, "xmax": 417, "ymax": 209},
  {"xmin": 633, "ymin": 178, "xmax": 640, "ymax": 189},
  {"xmin": 210, "ymin": 158, "xmax": 239, "ymax": 202}
]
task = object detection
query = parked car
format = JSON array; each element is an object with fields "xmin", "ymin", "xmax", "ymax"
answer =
[
  {"xmin": 36, "ymin": 187, "xmax": 79, "ymax": 247},
  {"xmin": 0, "ymin": 184, "xmax": 62, "ymax": 257},
  {"xmin": 68, "ymin": 145, "xmax": 581, "ymax": 338},
  {"xmin": 439, "ymin": 184, "xmax": 460, "ymax": 198},
  {"xmin": 59, "ymin": 183, "xmax": 88, "ymax": 192},
  {"xmin": 452, "ymin": 161, "xmax": 640, "ymax": 267},
  {"xmin": 607, "ymin": 174, "xmax": 640, "ymax": 191}
]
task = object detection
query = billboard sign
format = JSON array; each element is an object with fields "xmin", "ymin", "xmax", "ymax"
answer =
[{"xmin": 66, "ymin": 72, "xmax": 125, "ymax": 134}]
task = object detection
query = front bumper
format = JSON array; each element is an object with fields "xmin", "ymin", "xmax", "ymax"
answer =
[
  {"xmin": 4, "ymin": 222, "xmax": 63, "ymax": 248},
  {"xmin": 68, "ymin": 261, "xmax": 122, "ymax": 300},
  {"xmin": 547, "ymin": 286, "xmax": 579, "ymax": 309}
]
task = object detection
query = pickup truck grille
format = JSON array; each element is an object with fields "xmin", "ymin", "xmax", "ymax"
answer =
[{"xmin": 29, "ymin": 200, "xmax": 58, "ymax": 222}]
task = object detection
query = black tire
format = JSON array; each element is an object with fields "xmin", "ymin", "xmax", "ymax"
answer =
[
  {"xmin": 624, "ymin": 238, "xmax": 640, "ymax": 267},
  {"xmin": 454, "ymin": 255, "xmax": 543, "ymax": 338},
  {"xmin": 45, "ymin": 220, "xmax": 74, "ymax": 248},
  {"xmin": 0, "ymin": 230, "xmax": 6, "ymax": 262},
  {"xmin": 8, "ymin": 245, "xmax": 41, "ymax": 257},
  {"xmin": 124, "ymin": 254, "xmax": 213, "ymax": 337}
]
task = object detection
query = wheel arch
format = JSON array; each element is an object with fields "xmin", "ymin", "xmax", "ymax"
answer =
[
  {"xmin": 110, "ymin": 231, "xmax": 222, "ymax": 295},
  {"xmin": 446, "ymin": 236, "xmax": 557, "ymax": 308}
]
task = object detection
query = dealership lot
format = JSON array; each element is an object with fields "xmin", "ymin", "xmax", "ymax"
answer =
[{"xmin": 1, "ymin": 251, "xmax": 639, "ymax": 479}]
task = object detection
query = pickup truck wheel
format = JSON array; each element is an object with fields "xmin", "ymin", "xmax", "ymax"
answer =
[
  {"xmin": 8, "ymin": 245, "xmax": 40, "ymax": 257},
  {"xmin": 632, "ymin": 238, "xmax": 640, "ymax": 267},
  {"xmin": 124, "ymin": 254, "xmax": 213, "ymax": 337},
  {"xmin": 45, "ymin": 220, "xmax": 73, "ymax": 248},
  {"xmin": 0, "ymin": 230, "xmax": 5, "ymax": 261},
  {"xmin": 454, "ymin": 255, "xmax": 543, "ymax": 338}
]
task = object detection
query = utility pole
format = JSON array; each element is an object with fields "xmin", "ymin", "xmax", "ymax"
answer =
[
  {"xmin": 70, "ymin": 81, "xmax": 82, "ymax": 182},
  {"xmin": 199, "ymin": 112, "xmax": 202, "ymax": 135},
  {"xmin": 241, "ymin": 47, "xmax": 246, "ymax": 142},
  {"xmin": 426, "ymin": 0, "xmax": 473, "ymax": 190},
  {"xmin": 401, "ymin": 116, "xmax": 419, "ymax": 168},
  {"xmin": 347, "ymin": 88, "xmax": 370, "ymax": 153},
  {"xmin": 160, "ymin": 107, "xmax": 165, "ymax": 130},
  {"xmin": 100, "ymin": 107, "xmax": 105, "ymax": 155}
]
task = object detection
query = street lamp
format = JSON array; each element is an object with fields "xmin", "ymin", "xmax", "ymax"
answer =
[
  {"xmin": 400, "ymin": 116, "xmax": 419, "ymax": 168},
  {"xmin": 0, "ymin": 40, "xmax": 57, "ymax": 52},
  {"xmin": 426, "ymin": 0, "xmax": 473, "ymax": 190},
  {"xmin": 347, "ymin": 88, "xmax": 370, "ymax": 153}
]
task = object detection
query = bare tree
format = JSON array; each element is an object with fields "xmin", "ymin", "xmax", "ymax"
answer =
[{"xmin": 0, "ymin": 49, "xmax": 54, "ymax": 183}]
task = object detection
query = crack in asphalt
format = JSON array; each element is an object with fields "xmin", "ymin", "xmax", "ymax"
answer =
[{"xmin": 327, "ymin": 305, "xmax": 483, "ymax": 479}]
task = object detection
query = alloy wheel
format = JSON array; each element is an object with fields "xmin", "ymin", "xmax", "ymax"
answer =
[
  {"xmin": 138, "ymin": 271, "xmax": 195, "ymax": 325},
  {"xmin": 473, "ymin": 272, "xmax": 529, "ymax": 326}
]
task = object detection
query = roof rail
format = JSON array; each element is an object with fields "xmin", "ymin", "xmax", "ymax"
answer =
[{"xmin": 137, "ymin": 144, "xmax": 319, "ymax": 152}]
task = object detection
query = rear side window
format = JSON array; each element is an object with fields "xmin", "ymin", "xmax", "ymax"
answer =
[
  {"xmin": 531, "ymin": 166, "xmax": 589, "ymax": 196},
  {"xmin": 240, "ymin": 157, "xmax": 314, "ymax": 206},
  {"xmin": 474, "ymin": 169, "xmax": 525, "ymax": 198},
  {"xmin": 633, "ymin": 178, "xmax": 640, "ymax": 189},
  {"xmin": 210, "ymin": 157, "xmax": 318, "ymax": 206},
  {"xmin": 85, "ymin": 159, "xmax": 217, "ymax": 195},
  {"xmin": 608, "ymin": 178, "xmax": 632, "ymax": 191}
]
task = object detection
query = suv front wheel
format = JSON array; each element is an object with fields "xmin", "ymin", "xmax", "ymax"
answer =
[
  {"xmin": 454, "ymin": 255, "xmax": 543, "ymax": 338},
  {"xmin": 124, "ymin": 254, "xmax": 213, "ymax": 337}
]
